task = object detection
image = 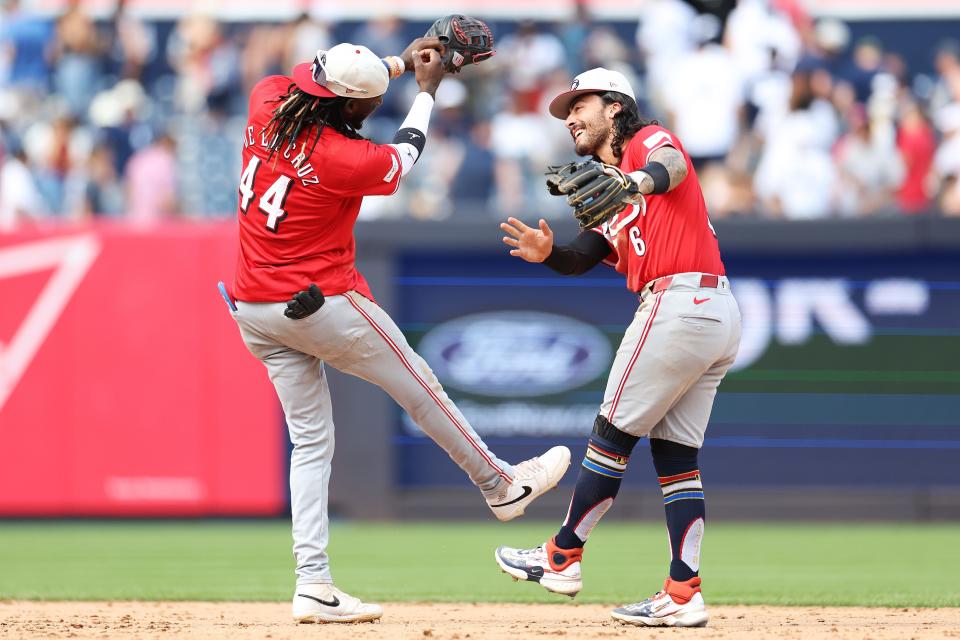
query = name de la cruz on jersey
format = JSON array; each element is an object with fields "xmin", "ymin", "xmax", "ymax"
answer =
[{"xmin": 243, "ymin": 125, "xmax": 320, "ymax": 187}]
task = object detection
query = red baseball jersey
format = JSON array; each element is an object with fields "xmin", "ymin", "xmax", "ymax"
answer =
[
  {"xmin": 232, "ymin": 75, "xmax": 402, "ymax": 302},
  {"xmin": 592, "ymin": 125, "xmax": 724, "ymax": 292}
]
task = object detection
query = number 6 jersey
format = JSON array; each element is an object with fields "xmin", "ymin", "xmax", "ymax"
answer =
[
  {"xmin": 233, "ymin": 75, "xmax": 402, "ymax": 302},
  {"xmin": 592, "ymin": 125, "xmax": 725, "ymax": 293}
]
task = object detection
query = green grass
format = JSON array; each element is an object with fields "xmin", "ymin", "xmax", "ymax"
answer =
[{"xmin": 0, "ymin": 521, "xmax": 957, "ymax": 606}]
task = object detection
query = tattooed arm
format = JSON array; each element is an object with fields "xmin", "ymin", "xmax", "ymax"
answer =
[{"xmin": 630, "ymin": 146, "xmax": 689, "ymax": 195}]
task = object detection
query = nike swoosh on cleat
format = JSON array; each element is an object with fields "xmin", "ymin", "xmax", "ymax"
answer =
[
  {"xmin": 297, "ymin": 593, "xmax": 340, "ymax": 607},
  {"xmin": 490, "ymin": 485, "xmax": 533, "ymax": 507},
  {"xmin": 693, "ymin": 297, "xmax": 711, "ymax": 305}
]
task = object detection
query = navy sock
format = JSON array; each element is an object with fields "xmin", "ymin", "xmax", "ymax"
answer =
[
  {"xmin": 555, "ymin": 416, "xmax": 638, "ymax": 550},
  {"xmin": 650, "ymin": 438, "xmax": 705, "ymax": 582}
]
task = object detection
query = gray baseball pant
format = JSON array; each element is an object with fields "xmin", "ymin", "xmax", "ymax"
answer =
[{"xmin": 229, "ymin": 290, "xmax": 514, "ymax": 584}]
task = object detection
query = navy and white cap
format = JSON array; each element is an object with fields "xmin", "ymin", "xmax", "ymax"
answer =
[
  {"xmin": 292, "ymin": 43, "xmax": 389, "ymax": 99},
  {"xmin": 548, "ymin": 67, "xmax": 636, "ymax": 119}
]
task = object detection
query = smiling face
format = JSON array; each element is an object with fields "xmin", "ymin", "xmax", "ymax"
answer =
[{"xmin": 564, "ymin": 94, "xmax": 620, "ymax": 157}]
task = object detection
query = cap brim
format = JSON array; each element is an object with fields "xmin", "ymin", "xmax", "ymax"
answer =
[
  {"xmin": 548, "ymin": 88, "xmax": 636, "ymax": 119},
  {"xmin": 549, "ymin": 89, "xmax": 603, "ymax": 119},
  {"xmin": 292, "ymin": 62, "xmax": 337, "ymax": 98}
]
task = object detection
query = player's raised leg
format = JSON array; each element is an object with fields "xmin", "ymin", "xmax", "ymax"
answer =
[{"xmin": 329, "ymin": 292, "xmax": 570, "ymax": 520}]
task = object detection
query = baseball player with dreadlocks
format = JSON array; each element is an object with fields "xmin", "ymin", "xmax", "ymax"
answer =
[
  {"xmin": 493, "ymin": 68, "xmax": 742, "ymax": 628},
  {"xmin": 221, "ymin": 22, "xmax": 569, "ymax": 625}
]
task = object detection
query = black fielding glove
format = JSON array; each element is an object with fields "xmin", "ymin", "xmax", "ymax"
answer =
[{"xmin": 284, "ymin": 284, "xmax": 326, "ymax": 319}]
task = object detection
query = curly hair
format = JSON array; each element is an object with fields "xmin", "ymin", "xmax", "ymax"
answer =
[
  {"xmin": 261, "ymin": 84, "xmax": 363, "ymax": 161},
  {"xmin": 599, "ymin": 91, "xmax": 658, "ymax": 162}
]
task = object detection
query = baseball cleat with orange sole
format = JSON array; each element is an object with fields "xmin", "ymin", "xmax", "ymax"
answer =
[
  {"xmin": 611, "ymin": 577, "xmax": 709, "ymax": 627},
  {"xmin": 494, "ymin": 536, "xmax": 583, "ymax": 597}
]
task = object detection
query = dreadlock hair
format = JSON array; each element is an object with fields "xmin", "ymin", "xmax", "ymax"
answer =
[
  {"xmin": 261, "ymin": 83, "xmax": 364, "ymax": 162},
  {"xmin": 599, "ymin": 91, "xmax": 659, "ymax": 162}
]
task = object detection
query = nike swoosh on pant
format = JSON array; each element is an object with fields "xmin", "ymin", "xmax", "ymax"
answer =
[
  {"xmin": 490, "ymin": 485, "xmax": 533, "ymax": 507},
  {"xmin": 297, "ymin": 593, "xmax": 340, "ymax": 607}
]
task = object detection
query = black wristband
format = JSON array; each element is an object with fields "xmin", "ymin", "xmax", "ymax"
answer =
[
  {"xmin": 393, "ymin": 127, "xmax": 426, "ymax": 155},
  {"xmin": 639, "ymin": 160, "xmax": 671, "ymax": 194}
]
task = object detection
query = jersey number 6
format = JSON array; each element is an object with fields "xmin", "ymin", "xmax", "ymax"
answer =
[
  {"xmin": 238, "ymin": 156, "xmax": 294, "ymax": 233},
  {"xmin": 629, "ymin": 226, "xmax": 646, "ymax": 256}
]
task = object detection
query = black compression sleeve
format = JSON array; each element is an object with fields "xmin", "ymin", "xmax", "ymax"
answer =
[
  {"xmin": 542, "ymin": 230, "xmax": 612, "ymax": 275},
  {"xmin": 393, "ymin": 127, "xmax": 426, "ymax": 155}
]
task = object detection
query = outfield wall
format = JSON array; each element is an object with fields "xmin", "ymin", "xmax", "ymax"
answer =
[{"xmin": 0, "ymin": 216, "xmax": 958, "ymax": 519}]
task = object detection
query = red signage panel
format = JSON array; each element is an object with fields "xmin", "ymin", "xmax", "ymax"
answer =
[{"xmin": 0, "ymin": 223, "xmax": 283, "ymax": 515}]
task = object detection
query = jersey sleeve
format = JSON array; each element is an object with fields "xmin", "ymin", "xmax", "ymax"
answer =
[
  {"xmin": 626, "ymin": 125, "xmax": 681, "ymax": 167},
  {"xmin": 339, "ymin": 140, "xmax": 403, "ymax": 197}
]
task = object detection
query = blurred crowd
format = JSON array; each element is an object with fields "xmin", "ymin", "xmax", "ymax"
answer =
[{"xmin": 2, "ymin": 0, "xmax": 960, "ymax": 229}]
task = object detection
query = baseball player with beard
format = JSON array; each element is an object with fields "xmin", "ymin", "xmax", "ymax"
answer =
[
  {"xmin": 494, "ymin": 68, "xmax": 742, "ymax": 628},
  {"xmin": 221, "ymin": 30, "xmax": 569, "ymax": 625}
]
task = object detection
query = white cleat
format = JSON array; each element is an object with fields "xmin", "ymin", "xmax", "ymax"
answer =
[
  {"xmin": 292, "ymin": 584, "xmax": 383, "ymax": 624},
  {"xmin": 486, "ymin": 446, "xmax": 571, "ymax": 522},
  {"xmin": 611, "ymin": 577, "xmax": 709, "ymax": 627},
  {"xmin": 494, "ymin": 537, "xmax": 583, "ymax": 597}
]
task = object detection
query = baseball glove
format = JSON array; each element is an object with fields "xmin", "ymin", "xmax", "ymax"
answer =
[
  {"xmin": 424, "ymin": 14, "xmax": 495, "ymax": 73},
  {"xmin": 545, "ymin": 160, "xmax": 642, "ymax": 229}
]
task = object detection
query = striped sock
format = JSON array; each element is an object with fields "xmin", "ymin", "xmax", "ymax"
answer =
[
  {"xmin": 555, "ymin": 416, "xmax": 638, "ymax": 550},
  {"xmin": 651, "ymin": 438, "xmax": 705, "ymax": 582}
]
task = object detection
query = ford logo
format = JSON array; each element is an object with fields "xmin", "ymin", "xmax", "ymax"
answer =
[{"xmin": 417, "ymin": 311, "xmax": 612, "ymax": 397}]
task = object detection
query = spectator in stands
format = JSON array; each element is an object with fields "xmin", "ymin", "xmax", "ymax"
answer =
[
  {"xmin": 23, "ymin": 113, "xmax": 91, "ymax": 215},
  {"xmin": 51, "ymin": 0, "xmax": 105, "ymax": 119},
  {"xmin": 0, "ymin": 0, "xmax": 52, "ymax": 93},
  {"xmin": 125, "ymin": 132, "xmax": 178, "ymax": 224},
  {"xmin": 582, "ymin": 25, "xmax": 631, "ymax": 71},
  {"xmin": 834, "ymin": 105, "xmax": 904, "ymax": 215},
  {"xmin": 930, "ymin": 40, "xmax": 960, "ymax": 116},
  {"xmin": 167, "ymin": 14, "xmax": 228, "ymax": 114},
  {"xmin": 496, "ymin": 21, "xmax": 566, "ymax": 110},
  {"xmin": 837, "ymin": 37, "xmax": 885, "ymax": 105},
  {"xmin": 285, "ymin": 12, "xmax": 332, "ymax": 77},
  {"xmin": 106, "ymin": 0, "xmax": 155, "ymax": 82},
  {"xmin": 0, "ymin": 139, "xmax": 43, "ymax": 229},
  {"xmin": 662, "ymin": 15, "xmax": 744, "ymax": 171},
  {"xmin": 934, "ymin": 104, "xmax": 960, "ymax": 216},
  {"xmin": 451, "ymin": 120, "xmax": 496, "ymax": 213},
  {"xmin": 896, "ymin": 99, "xmax": 937, "ymax": 213},
  {"xmin": 490, "ymin": 89, "xmax": 552, "ymax": 215},
  {"xmin": 726, "ymin": 0, "xmax": 801, "ymax": 89},
  {"xmin": 754, "ymin": 71, "xmax": 838, "ymax": 219},
  {"xmin": 558, "ymin": 3, "xmax": 590, "ymax": 76},
  {"xmin": 66, "ymin": 142, "xmax": 123, "ymax": 218},
  {"xmin": 636, "ymin": 0, "xmax": 697, "ymax": 115}
]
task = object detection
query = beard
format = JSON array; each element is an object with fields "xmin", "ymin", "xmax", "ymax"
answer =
[{"xmin": 573, "ymin": 124, "xmax": 609, "ymax": 157}]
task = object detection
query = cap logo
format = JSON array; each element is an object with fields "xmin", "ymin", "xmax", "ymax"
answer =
[{"xmin": 571, "ymin": 79, "xmax": 580, "ymax": 89}]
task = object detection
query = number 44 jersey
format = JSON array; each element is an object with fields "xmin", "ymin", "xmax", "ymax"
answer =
[
  {"xmin": 233, "ymin": 75, "xmax": 403, "ymax": 302},
  {"xmin": 592, "ymin": 125, "xmax": 726, "ymax": 293}
]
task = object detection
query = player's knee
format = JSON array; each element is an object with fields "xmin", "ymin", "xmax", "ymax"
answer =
[
  {"xmin": 592, "ymin": 414, "xmax": 640, "ymax": 454},
  {"xmin": 649, "ymin": 437, "xmax": 699, "ymax": 475}
]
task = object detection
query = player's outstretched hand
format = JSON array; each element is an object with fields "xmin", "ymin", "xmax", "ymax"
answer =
[
  {"xmin": 501, "ymin": 217, "xmax": 553, "ymax": 263},
  {"xmin": 412, "ymin": 48, "xmax": 443, "ymax": 97}
]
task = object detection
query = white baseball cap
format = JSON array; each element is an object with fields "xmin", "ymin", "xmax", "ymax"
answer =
[
  {"xmin": 548, "ymin": 67, "xmax": 636, "ymax": 119},
  {"xmin": 292, "ymin": 43, "xmax": 389, "ymax": 99}
]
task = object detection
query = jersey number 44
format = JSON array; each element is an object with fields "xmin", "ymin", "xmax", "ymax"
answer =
[{"xmin": 238, "ymin": 157, "xmax": 294, "ymax": 233}]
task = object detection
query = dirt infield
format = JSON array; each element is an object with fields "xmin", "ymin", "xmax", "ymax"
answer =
[{"xmin": 1, "ymin": 602, "xmax": 958, "ymax": 639}]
